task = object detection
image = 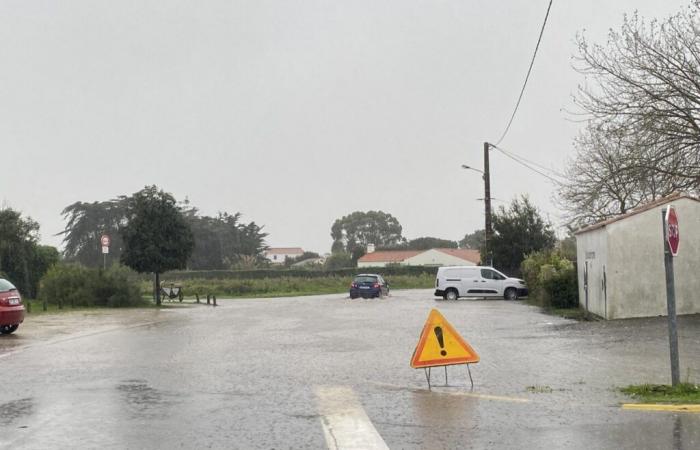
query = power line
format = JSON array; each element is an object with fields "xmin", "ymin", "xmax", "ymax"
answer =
[
  {"xmin": 491, "ymin": 144, "xmax": 565, "ymax": 184},
  {"xmin": 494, "ymin": 0, "xmax": 554, "ymax": 146},
  {"xmin": 491, "ymin": 144, "xmax": 565, "ymax": 179}
]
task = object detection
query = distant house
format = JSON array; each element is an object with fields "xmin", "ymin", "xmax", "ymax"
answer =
[
  {"xmin": 264, "ymin": 247, "xmax": 304, "ymax": 264},
  {"xmin": 357, "ymin": 248, "xmax": 480, "ymax": 268},
  {"xmin": 575, "ymin": 193, "xmax": 700, "ymax": 319}
]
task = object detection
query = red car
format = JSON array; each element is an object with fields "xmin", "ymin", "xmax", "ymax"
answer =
[{"xmin": 0, "ymin": 279, "xmax": 25, "ymax": 334}]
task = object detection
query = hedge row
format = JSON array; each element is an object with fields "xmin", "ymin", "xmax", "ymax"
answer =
[
  {"xmin": 141, "ymin": 273, "xmax": 436, "ymax": 298},
  {"xmin": 157, "ymin": 265, "xmax": 440, "ymax": 281}
]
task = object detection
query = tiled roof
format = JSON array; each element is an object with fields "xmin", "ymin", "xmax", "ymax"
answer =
[
  {"xmin": 265, "ymin": 247, "xmax": 304, "ymax": 255},
  {"xmin": 357, "ymin": 250, "xmax": 423, "ymax": 263},
  {"xmin": 434, "ymin": 248, "xmax": 481, "ymax": 263},
  {"xmin": 575, "ymin": 193, "xmax": 700, "ymax": 235}
]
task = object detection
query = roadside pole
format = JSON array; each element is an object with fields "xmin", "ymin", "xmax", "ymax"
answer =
[
  {"xmin": 483, "ymin": 142, "xmax": 492, "ymax": 266},
  {"xmin": 661, "ymin": 207, "xmax": 680, "ymax": 386}
]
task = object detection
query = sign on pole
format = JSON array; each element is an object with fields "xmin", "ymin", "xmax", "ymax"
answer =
[
  {"xmin": 100, "ymin": 234, "xmax": 110, "ymax": 270},
  {"xmin": 662, "ymin": 206, "xmax": 680, "ymax": 386},
  {"xmin": 411, "ymin": 309, "xmax": 479, "ymax": 368},
  {"xmin": 665, "ymin": 206, "xmax": 680, "ymax": 256}
]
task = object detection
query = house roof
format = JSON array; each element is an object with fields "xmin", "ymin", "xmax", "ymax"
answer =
[
  {"xmin": 575, "ymin": 193, "xmax": 700, "ymax": 235},
  {"xmin": 357, "ymin": 248, "xmax": 481, "ymax": 264},
  {"xmin": 357, "ymin": 250, "xmax": 423, "ymax": 263},
  {"xmin": 265, "ymin": 247, "xmax": 304, "ymax": 255},
  {"xmin": 434, "ymin": 248, "xmax": 481, "ymax": 263}
]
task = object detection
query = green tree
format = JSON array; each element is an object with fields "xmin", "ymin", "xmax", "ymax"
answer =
[
  {"xmin": 489, "ymin": 196, "xmax": 556, "ymax": 275},
  {"xmin": 403, "ymin": 237, "xmax": 458, "ymax": 250},
  {"xmin": 330, "ymin": 211, "xmax": 404, "ymax": 261},
  {"xmin": 460, "ymin": 229, "xmax": 485, "ymax": 249},
  {"xmin": 324, "ymin": 252, "xmax": 355, "ymax": 270},
  {"xmin": 59, "ymin": 198, "xmax": 128, "ymax": 267},
  {"xmin": 0, "ymin": 209, "xmax": 59, "ymax": 297},
  {"xmin": 183, "ymin": 209, "xmax": 268, "ymax": 270},
  {"xmin": 120, "ymin": 186, "xmax": 194, "ymax": 305}
]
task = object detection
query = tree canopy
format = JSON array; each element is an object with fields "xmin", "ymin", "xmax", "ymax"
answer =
[
  {"xmin": 0, "ymin": 208, "xmax": 59, "ymax": 297},
  {"xmin": 182, "ymin": 208, "xmax": 268, "ymax": 270},
  {"xmin": 402, "ymin": 237, "xmax": 458, "ymax": 251},
  {"xmin": 60, "ymin": 192, "xmax": 267, "ymax": 270},
  {"xmin": 120, "ymin": 186, "xmax": 194, "ymax": 304},
  {"xmin": 562, "ymin": 3, "xmax": 700, "ymax": 226},
  {"xmin": 330, "ymin": 211, "xmax": 404, "ymax": 261},
  {"xmin": 460, "ymin": 229, "xmax": 485, "ymax": 250},
  {"xmin": 59, "ymin": 198, "xmax": 127, "ymax": 266},
  {"xmin": 489, "ymin": 196, "xmax": 556, "ymax": 275}
]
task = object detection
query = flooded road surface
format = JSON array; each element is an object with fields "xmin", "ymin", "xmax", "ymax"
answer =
[{"xmin": 2, "ymin": 290, "xmax": 699, "ymax": 449}]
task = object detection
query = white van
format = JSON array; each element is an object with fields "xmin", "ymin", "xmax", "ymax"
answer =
[{"xmin": 434, "ymin": 266, "xmax": 528, "ymax": 300}]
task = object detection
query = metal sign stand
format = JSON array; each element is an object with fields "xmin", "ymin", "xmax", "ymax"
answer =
[{"xmin": 423, "ymin": 364, "xmax": 474, "ymax": 390}]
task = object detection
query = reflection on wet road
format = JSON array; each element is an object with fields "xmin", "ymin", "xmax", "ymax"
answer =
[{"xmin": 1, "ymin": 290, "xmax": 699, "ymax": 449}]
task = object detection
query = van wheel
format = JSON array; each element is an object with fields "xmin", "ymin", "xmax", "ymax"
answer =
[
  {"xmin": 445, "ymin": 289, "xmax": 458, "ymax": 301},
  {"xmin": 504, "ymin": 288, "xmax": 518, "ymax": 300}
]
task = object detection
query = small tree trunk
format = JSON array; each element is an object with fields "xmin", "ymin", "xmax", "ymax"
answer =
[{"xmin": 155, "ymin": 272, "xmax": 161, "ymax": 306}]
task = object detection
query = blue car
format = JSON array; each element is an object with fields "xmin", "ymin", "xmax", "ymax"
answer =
[{"xmin": 349, "ymin": 274, "xmax": 389, "ymax": 299}]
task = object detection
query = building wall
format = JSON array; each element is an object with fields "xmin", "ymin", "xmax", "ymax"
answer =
[
  {"xmin": 576, "ymin": 226, "xmax": 608, "ymax": 318},
  {"xmin": 357, "ymin": 261, "xmax": 390, "ymax": 268},
  {"xmin": 265, "ymin": 252, "xmax": 302, "ymax": 264},
  {"xmin": 605, "ymin": 197, "xmax": 700, "ymax": 319},
  {"xmin": 404, "ymin": 249, "xmax": 477, "ymax": 267}
]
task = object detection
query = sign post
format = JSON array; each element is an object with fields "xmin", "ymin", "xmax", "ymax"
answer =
[
  {"xmin": 661, "ymin": 206, "xmax": 680, "ymax": 386},
  {"xmin": 101, "ymin": 234, "xmax": 111, "ymax": 270}
]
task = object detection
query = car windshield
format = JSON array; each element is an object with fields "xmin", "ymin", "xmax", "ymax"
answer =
[
  {"xmin": 354, "ymin": 276, "xmax": 378, "ymax": 283},
  {"xmin": 0, "ymin": 279, "xmax": 17, "ymax": 292}
]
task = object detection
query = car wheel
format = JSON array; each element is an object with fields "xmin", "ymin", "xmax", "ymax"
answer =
[
  {"xmin": 445, "ymin": 289, "xmax": 458, "ymax": 301},
  {"xmin": 350, "ymin": 293, "xmax": 358, "ymax": 299},
  {"xmin": 504, "ymin": 288, "xmax": 518, "ymax": 300},
  {"xmin": 0, "ymin": 324, "xmax": 18, "ymax": 334}
]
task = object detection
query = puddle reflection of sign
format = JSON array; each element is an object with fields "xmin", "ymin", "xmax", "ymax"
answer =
[{"xmin": 410, "ymin": 309, "xmax": 479, "ymax": 368}]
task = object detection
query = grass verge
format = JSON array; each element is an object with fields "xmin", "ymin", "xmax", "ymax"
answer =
[
  {"xmin": 24, "ymin": 298, "xmax": 153, "ymax": 315},
  {"xmin": 621, "ymin": 383, "xmax": 700, "ymax": 404},
  {"xmin": 144, "ymin": 273, "xmax": 435, "ymax": 299}
]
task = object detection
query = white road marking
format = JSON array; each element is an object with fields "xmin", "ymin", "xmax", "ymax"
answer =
[{"xmin": 315, "ymin": 386, "xmax": 389, "ymax": 450}]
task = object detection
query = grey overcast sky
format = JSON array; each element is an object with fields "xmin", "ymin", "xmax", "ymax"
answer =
[{"xmin": 0, "ymin": 0, "xmax": 689, "ymax": 253}]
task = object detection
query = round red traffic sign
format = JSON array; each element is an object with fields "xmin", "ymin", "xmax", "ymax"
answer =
[
  {"xmin": 665, "ymin": 206, "xmax": 679, "ymax": 256},
  {"xmin": 101, "ymin": 234, "xmax": 111, "ymax": 247}
]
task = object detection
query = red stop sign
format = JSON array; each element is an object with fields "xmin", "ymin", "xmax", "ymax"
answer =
[{"xmin": 665, "ymin": 206, "xmax": 679, "ymax": 256}]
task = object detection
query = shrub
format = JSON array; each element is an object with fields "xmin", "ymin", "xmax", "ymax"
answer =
[
  {"xmin": 521, "ymin": 250, "xmax": 578, "ymax": 309},
  {"xmin": 39, "ymin": 264, "xmax": 145, "ymax": 308}
]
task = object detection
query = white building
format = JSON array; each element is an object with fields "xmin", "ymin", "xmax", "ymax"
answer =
[
  {"xmin": 357, "ymin": 248, "xmax": 480, "ymax": 268},
  {"xmin": 575, "ymin": 193, "xmax": 700, "ymax": 319},
  {"xmin": 264, "ymin": 247, "xmax": 304, "ymax": 264}
]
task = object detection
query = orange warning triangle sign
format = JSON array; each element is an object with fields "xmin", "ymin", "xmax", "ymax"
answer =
[{"xmin": 410, "ymin": 309, "xmax": 479, "ymax": 368}]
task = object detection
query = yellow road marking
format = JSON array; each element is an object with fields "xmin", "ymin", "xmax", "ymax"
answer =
[
  {"xmin": 369, "ymin": 381, "xmax": 529, "ymax": 403},
  {"xmin": 622, "ymin": 403, "xmax": 700, "ymax": 413}
]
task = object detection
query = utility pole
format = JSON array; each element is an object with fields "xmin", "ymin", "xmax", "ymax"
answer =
[{"xmin": 483, "ymin": 142, "xmax": 492, "ymax": 266}]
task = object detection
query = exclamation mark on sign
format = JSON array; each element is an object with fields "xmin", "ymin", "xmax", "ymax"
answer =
[{"xmin": 434, "ymin": 326, "xmax": 447, "ymax": 356}]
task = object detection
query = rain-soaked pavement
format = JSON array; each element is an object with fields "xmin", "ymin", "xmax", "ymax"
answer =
[{"xmin": 1, "ymin": 289, "xmax": 699, "ymax": 449}]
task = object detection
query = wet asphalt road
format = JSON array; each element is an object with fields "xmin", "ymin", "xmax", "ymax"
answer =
[{"xmin": 1, "ymin": 289, "xmax": 700, "ymax": 449}]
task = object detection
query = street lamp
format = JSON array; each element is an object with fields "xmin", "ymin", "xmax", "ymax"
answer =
[
  {"xmin": 461, "ymin": 165, "xmax": 484, "ymax": 175},
  {"xmin": 461, "ymin": 142, "xmax": 493, "ymax": 266}
]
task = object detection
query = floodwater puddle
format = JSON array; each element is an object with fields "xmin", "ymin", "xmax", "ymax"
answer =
[
  {"xmin": 117, "ymin": 379, "xmax": 176, "ymax": 417},
  {"xmin": 0, "ymin": 397, "xmax": 35, "ymax": 425}
]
